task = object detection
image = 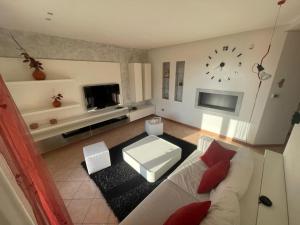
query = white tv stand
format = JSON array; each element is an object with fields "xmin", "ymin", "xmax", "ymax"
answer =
[{"xmin": 32, "ymin": 107, "xmax": 129, "ymax": 141}]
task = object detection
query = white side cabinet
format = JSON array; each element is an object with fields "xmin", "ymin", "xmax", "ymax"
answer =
[
  {"xmin": 143, "ymin": 63, "xmax": 152, "ymax": 100},
  {"xmin": 129, "ymin": 63, "xmax": 152, "ymax": 103}
]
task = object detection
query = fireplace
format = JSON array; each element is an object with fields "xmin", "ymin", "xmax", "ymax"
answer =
[{"xmin": 195, "ymin": 89, "xmax": 243, "ymax": 116}]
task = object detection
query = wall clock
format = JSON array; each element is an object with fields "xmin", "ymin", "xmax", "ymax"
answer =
[{"xmin": 205, "ymin": 46, "xmax": 244, "ymax": 82}]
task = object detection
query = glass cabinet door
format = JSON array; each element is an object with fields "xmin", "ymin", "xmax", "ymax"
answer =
[
  {"xmin": 174, "ymin": 61, "xmax": 185, "ymax": 102},
  {"xmin": 162, "ymin": 62, "xmax": 170, "ymax": 99}
]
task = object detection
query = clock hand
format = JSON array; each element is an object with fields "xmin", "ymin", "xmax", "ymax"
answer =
[
  {"xmin": 214, "ymin": 65, "xmax": 221, "ymax": 70},
  {"xmin": 215, "ymin": 62, "xmax": 225, "ymax": 71}
]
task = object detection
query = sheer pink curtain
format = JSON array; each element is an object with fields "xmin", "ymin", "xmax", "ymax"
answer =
[{"xmin": 0, "ymin": 75, "xmax": 73, "ymax": 225}]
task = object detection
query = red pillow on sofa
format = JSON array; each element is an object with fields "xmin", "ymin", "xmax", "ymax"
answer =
[
  {"xmin": 198, "ymin": 160, "xmax": 230, "ymax": 193},
  {"xmin": 164, "ymin": 201, "xmax": 211, "ymax": 225},
  {"xmin": 201, "ymin": 140, "xmax": 236, "ymax": 167}
]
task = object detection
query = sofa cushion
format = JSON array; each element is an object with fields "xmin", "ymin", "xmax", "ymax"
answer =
[
  {"xmin": 216, "ymin": 150, "xmax": 254, "ymax": 199},
  {"xmin": 168, "ymin": 160, "xmax": 210, "ymax": 200},
  {"xmin": 201, "ymin": 140, "xmax": 236, "ymax": 167},
  {"xmin": 198, "ymin": 160, "xmax": 230, "ymax": 193},
  {"xmin": 201, "ymin": 190, "xmax": 240, "ymax": 225},
  {"xmin": 119, "ymin": 180, "xmax": 200, "ymax": 225},
  {"xmin": 164, "ymin": 201, "xmax": 211, "ymax": 225}
]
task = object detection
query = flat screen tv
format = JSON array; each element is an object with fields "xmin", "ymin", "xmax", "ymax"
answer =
[{"xmin": 83, "ymin": 84, "xmax": 120, "ymax": 111}]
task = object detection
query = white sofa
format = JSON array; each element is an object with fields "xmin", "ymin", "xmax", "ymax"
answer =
[
  {"xmin": 120, "ymin": 123, "xmax": 300, "ymax": 225},
  {"xmin": 120, "ymin": 136, "xmax": 260, "ymax": 225}
]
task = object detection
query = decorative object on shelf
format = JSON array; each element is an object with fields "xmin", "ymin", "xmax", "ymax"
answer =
[
  {"xmin": 149, "ymin": 116, "xmax": 162, "ymax": 125},
  {"xmin": 49, "ymin": 118, "xmax": 58, "ymax": 125},
  {"xmin": 129, "ymin": 106, "xmax": 138, "ymax": 111},
  {"xmin": 29, "ymin": 123, "xmax": 39, "ymax": 130},
  {"xmin": 9, "ymin": 32, "xmax": 46, "ymax": 80},
  {"xmin": 204, "ymin": 46, "xmax": 244, "ymax": 82},
  {"xmin": 52, "ymin": 93, "xmax": 63, "ymax": 108}
]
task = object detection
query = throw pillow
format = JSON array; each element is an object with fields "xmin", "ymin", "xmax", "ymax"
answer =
[
  {"xmin": 163, "ymin": 201, "xmax": 211, "ymax": 225},
  {"xmin": 201, "ymin": 140, "xmax": 236, "ymax": 167},
  {"xmin": 198, "ymin": 160, "xmax": 230, "ymax": 193}
]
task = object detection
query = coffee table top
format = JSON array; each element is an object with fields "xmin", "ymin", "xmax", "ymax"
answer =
[{"xmin": 122, "ymin": 135, "xmax": 181, "ymax": 172}]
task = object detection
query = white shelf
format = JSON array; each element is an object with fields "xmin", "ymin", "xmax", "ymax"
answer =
[
  {"xmin": 129, "ymin": 104, "xmax": 155, "ymax": 122},
  {"xmin": 21, "ymin": 102, "xmax": 81, "ymax": 117},
  {"xmin": 30, "ymin": 107, "xmax": 129, "ymax": 141},
  {"xmin": 5, "ymin": 79, "xmax": 74, "ymax": 85}
]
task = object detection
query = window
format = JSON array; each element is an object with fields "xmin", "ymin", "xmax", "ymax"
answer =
[
  {"xmin": 162, "ymin": 62, "xmax": 170, "ymax": 99},
  {"xmin": 174, "ymin": 61, "xmax": 185, "ymax": 102}
]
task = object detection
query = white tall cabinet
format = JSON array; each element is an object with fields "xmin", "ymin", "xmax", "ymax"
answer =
[
  {"xmin": 129, "ymin": 63, "xmax": 152, "ymax": 103},
  {"xmin": 143, "ymin": 63, "xmax": 152, "ymax": 100}
]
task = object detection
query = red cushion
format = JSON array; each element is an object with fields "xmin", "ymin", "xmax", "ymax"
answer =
[
  {"xmin": 198, "ymin": 160, "xmax": 230, "ymax": 193},
  {"xmin": 164, "ymin": 201, "xmax": 211, "ymax": 225},
  {"xmin": 201, "ymin": 140, "xmax": 236, "ymax": 167}
]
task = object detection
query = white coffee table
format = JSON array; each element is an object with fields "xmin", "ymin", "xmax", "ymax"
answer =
[{"xmin": 122, "ymin": 135, "xmax": 182, "ymax": 182}]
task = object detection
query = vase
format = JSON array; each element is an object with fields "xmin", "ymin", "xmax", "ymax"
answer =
[
  {"xmin": 49, "ymin": 119, "xmax": 58, "ymax": 125},
  {"xmin": 32, "ymin": 69, "xmax": 46, "ymax": 80},
  {"xmin": 29, "ymin": 123, "xmax": 39, "ymax": 130},
  {"xmin": 52, "ymin": 100, "xmax": 61, "ymax": 108}
]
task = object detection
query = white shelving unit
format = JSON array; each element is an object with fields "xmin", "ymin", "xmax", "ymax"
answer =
[
  {"xmin": 5, "ymin": 79, "xmax": 74, "ymax": 85},
  {"xmin": 129, "ymin": 104, "xmax": 155, "ymax": 122},
  {"xmin": 129, "ymin": 63, "xmax": 152, "ymax": 103},
  {"xmin": 31, "ymin": 107, "xmax": 129, "ymax": 141},
  {"xmin": 21, "ymin": 102, "xmax": 81, "ymax": 117}
]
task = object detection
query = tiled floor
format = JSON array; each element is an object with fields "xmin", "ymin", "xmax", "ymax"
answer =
[{"xmin": 42, "ymin": 117, "xmax": 284, "ymax": 225}]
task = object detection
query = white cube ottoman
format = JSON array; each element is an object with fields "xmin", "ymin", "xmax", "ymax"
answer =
[
  {"xmin": 83, "ymin": 141, "xmax": 111, "ymax": 175},
  {"xmin": 145, "ymin": 120, "xmax": 163, "ymax": 136},
  {"xmin": 122, "ymin": 135, "xmax": 181, "ymax": 182}
]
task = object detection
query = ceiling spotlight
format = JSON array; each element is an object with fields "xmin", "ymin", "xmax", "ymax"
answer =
[
  {"xmin": 47, "ymin": 12, "xmax": 54, "ymax": 16},
  {"xmin": 45, "ymin": 18, "xmax": 52, "ymax": 21}
]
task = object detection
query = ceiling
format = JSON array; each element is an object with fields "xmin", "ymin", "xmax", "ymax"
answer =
[{"xmin": 0, "ymin": 0, "xmax": 300, "ymax": 49}]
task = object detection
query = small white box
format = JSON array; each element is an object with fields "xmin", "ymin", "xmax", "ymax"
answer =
[
  {"xmin": 145, "ymin": 120, "xmax": 163, "ymax": 136},
  {"xmin": 83, "ymin": 142, "xmax": 111, "ymax": 174}
]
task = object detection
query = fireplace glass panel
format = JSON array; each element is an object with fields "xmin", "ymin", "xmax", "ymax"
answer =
[{"xmin": 195, "ymin": 89, "xmax": 243, "ymax": 116}]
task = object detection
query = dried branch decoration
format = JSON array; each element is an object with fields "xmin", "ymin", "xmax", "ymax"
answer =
[{"xmin": 9, "ymin": 32, "xmax": 44, "ymax": 70}]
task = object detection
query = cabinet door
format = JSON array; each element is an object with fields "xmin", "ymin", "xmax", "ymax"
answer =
[
  {"xmin": 129, "ymin": 63, "xmax": 143, "ymax": 102},
  {"xmin": 143, "ymin": 63, "xmax": 152, "ymax": 100}
]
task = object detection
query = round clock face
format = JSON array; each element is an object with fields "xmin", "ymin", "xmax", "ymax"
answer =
[{"xmin": 205, "ymin": 46, "xmax": 243, "ymax": 82}]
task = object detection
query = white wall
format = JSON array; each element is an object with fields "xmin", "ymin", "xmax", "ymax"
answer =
[
  {"xmin": 149, "ymin": 28, "xmax": 287, "ymax": 144},
  {"xmin": 0, "ymin": 27, "xmax": 148, "ymax": 104},
  {"xmin": 254, "ymin": 31, "xmax": 300, "ymax": 144},
  {"xmin": 0, "ymin": 57, "xmax": 123, "ymax": 125}
]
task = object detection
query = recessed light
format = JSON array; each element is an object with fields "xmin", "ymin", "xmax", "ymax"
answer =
[
  {"xmin": 47, "ymin": 12, "xmax": 54, "ymax": 16},
  {"xmin": 45, "ymin": 18, "xmax": 52, "ymax": 21}
]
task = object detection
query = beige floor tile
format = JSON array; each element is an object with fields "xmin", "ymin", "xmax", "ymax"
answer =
[
  {"xmin": 53, "ymin": 168, "xmax": 74, "ymax": 181},
  {"xmin": 83, "ymin": 198, "xmax": 113, "ymax": 224},
  {"xmin": 67, "ymin": 199, "xmax": 92, "ymax": 223},
  {"xmin": 73, "ymin": 180, "xmax": 99, "ymax": 199},
  {"xmin": 56, "ymin": 181, "xmax": 82, "ymax": 199},
  {"xmin": 68, "ymin": 167, "xmax": 90, "ymax": 181},
  {"xmin": 63, "ymin": 199, "xmax": 71, "ymax": 207},
  {"xmin": 107, "ymin": 211, "xmax": 119, "ymax": 224}
]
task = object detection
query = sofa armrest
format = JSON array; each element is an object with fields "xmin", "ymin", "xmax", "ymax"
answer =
[{"xmin": 197, "ymin": 136, "xmax": 214, "ymax": 154}]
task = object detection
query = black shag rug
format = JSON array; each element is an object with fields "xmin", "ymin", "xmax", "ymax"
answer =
[{"xmin": 81, "ymin": 132, "xmax": 196, "ymax": 221}]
